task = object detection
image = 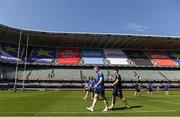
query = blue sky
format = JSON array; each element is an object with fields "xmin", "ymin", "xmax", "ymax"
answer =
[{"xmin": 0, "ymin": 0, "xmax": 180, "ymax": 36}]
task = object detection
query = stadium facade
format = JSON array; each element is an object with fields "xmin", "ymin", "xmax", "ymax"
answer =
[{"xmin": 0, "ymin": 24, "xmax": 180, "ymax": 90}]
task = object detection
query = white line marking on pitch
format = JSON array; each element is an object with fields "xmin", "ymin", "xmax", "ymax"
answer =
[
  {"xmin": 151, "ymin": 99, "xmax": 180, "ymax": 105},
  {"xmin": 0, "ymin": 110, "xmax": 179, "ymax": 114}
]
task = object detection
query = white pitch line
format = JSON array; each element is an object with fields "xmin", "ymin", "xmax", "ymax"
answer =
[
  {"xmin": 0, "ymin": 110, "xmax": 179, "ymax": 114},
  {"xmin": 150, "ymin": 99, "xmax": 180, "ymax": 105}
]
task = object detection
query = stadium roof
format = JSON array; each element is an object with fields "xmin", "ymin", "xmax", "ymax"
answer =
[{"xmin": 1, "ymin": 24, "xmax": 180, "ymax": 50}]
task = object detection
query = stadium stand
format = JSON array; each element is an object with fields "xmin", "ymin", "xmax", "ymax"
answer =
[
  {"xmin": 120, "ymin": 70, "xmax": 138, "ymax": 81},
  {"xmin": 54, "ymin": 69, "xmax": 81, "ymax": 80},
  {"xmin": 124, "ymin": 50, "xmax": 153, "ymax": 66},
  {"xmin": 81, "ymin": 49, "xmax": 105, "ymax": 65},
  {"xmin": 168, "ymin": 51, "xmax": 180, "ymax": 65},
  {"xmin": 14, "ymin": 68, "xmax": 174, "ymax": 82},
  {"xmin": 103, "ymin": 49, "xmax": 129, "ymax": 65},
  {"xmin": 135, "ymin": 70, "xmax": 167, "ymax": 81},
  {"xmin": 158, "ymin": 70, "xmax": 180, "ymax": 81},
  {"xmin": 1, "ymin": 42, "xmax": 180, "ymax": 67},
  {"xmin": 146, "ymin": 50, "xmax": 177, "ymax": 66},
  {"xmin": 0, "ymin": 24, "xmax": 180, "ymax": 89},
  {"xmin": 57, "ymin": 48, "xmax": 80, "ymax": 65},
  {"xmin": 0, "ymin": 43, "xmax": 24, "ymax": 63},
  {"xmin": 16, "ymin": 69, "xmax": 81, "ymax": 81},
  {"xmin": 28, "ymin": 47, "xmax": 56, "ymax": 64},
  {"xmin": 0, "ymin": 65, "xmax": 16, "ymax": 79}
]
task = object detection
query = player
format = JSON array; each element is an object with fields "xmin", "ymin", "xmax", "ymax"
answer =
[
  {"xmin": 156, "ymin": 86, "xmax": 160, "ymax": 93},
  {"xmin": 109, "ymin": 68, "xmax": 130, "ymax": 109},
  {"xmin": 86, "ymin": 66, "xmax": 108, "ymax": 112},
  {"xmin": 164, "ymin": 84, "xmax": 170, "ymax": 95},
  {"xmin": 147, "ymin": 83, "xmax": 153, "ymax": 95},
  {"xmin": 134, "ymin": 82, "xmax": 141, "ymax": 96},
  {"xmin": 89, "ymin": 77, "xmax": 95, "ymax": 99},
  {"xmin": 83, "ymin": 77, "xmax": 90, "ymax": 100},
  {"xmin": 83, "ymin": 77, "xmax": 95, "ymax": 100}
]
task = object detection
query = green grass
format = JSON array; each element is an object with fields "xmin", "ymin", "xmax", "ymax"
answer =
[{"xmin": 0, "ymin": 90, "xmax": 180, "ymax": 116}]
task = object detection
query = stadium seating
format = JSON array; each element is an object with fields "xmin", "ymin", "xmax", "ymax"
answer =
[
  {"xmin": 54, "ymin": 69, "xmax": 81, "ymax": 80},
  {"xmin": 28, "ymin": 47, "xmax": 56, "ymax": 64},
  {"xmin": 0, "ymin": 44, "xmax": 24, "ymax": 63},
  {"xmin": 135, "ymin": 70, "xmax": 167, "ymax": 81},
  {"xmin": 103, "ymin": 49, "xmax": 129, "ymax": 65},
  {"xmin": 167, "ymin": 51, "xmax": 180, "ymax": 65},
  {"xmin": 1, "ymin": 25, "xmax": 180, "ymax": 91},
  {"xmin": 146, "ymin": 50, "xmax": 177, "ymax": 66},
  {"xmin": 120, "ymin": 70, "xmax": 139, "ymax": 81},
  {"xmin": 1, "ymin": 43, "xmax": 180, "ymax": 67},
  {"xmin": 14, "ymin": 68, "xmax": 173, "ymax": 82},
  {"xmin": 124, "ymin": 50, "xmax": 153, "ymax": 66},
  {"xmin": 0, "ymin": 66, "xmax": 16, "ymax": 79},
  {"xmin": 1, "ymin": 43, "xmax": 180, "ymax": 84},
  {"xmin": 158, "ymin": 70, "xmax": 180, "ymax": 81},
  {"xmin": 16, "ymin": 69, "xmax": 82, "ymax": 81},
  {"xmin": 81, "ymin": 49, "xmax": 105, "ymax": 65},
  {"xmin": 57, "ymin": 48, "xmax": 80, "ymax": 65}
]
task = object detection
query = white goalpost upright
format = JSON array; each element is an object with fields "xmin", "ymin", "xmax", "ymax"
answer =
[
  {"xmin": 22, "ymin": 35, "xmax": 29, "ymax": 91},
  {"xmin": 13, "ymin": 30, "xmax": 22, "ymax": 92}
]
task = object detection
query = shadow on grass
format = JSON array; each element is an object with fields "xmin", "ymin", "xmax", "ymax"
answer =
[{"xmin": 111, "ymin": 105, "xmax": 143, "ymax": 111}]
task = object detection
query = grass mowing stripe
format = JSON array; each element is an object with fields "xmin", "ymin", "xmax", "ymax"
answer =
[
  {"xmin": 132, "ymin": 96, "xmax": 180, "ymax": 106},
  {"xmin": 0, "ymin": 90, "xmax": 180, "ymax": 116}
]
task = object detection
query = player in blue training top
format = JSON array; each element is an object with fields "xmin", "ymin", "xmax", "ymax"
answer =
[
  {"xmin": 86, "ymin": 66, "xmax": 108, "ymax": 112},
  {"xmin": 89, "ymin": 77, "xmax": 95, "ymax": 99},
  {"xmin": 83, "ymin": 77, "xmax": 95, "ymax": 100},
  {"xmin": 83, "ymin": 77, "xmax": 90, "ymax": 100},
  {"xmin": 164, "ymin": 84, "xmax": 170, "ymax": 95}
]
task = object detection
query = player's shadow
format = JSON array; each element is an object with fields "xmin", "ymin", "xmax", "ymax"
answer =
[{"xmin": 111, "ymin": 105, "xmax": 143, "ymax": 111}]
